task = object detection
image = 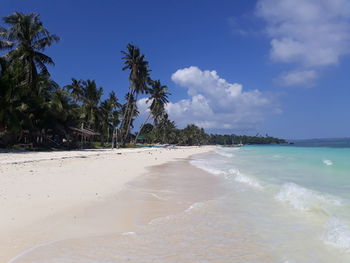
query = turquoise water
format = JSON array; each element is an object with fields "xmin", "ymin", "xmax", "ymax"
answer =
[
  {"xmin": 229, "ymin": 145, "xmax": 350, "ymax": 198},
  {"xmin": 10, "ymin": 145, "xmax": 350, "ymax": 263},
  {"xmin": 191, "ymin": 145, "xmax": 350, "ymax": 261}
]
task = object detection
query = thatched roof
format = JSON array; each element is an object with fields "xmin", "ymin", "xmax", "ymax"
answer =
[{"xmin": 69, "ymin": 127, "xmax": 100, "ymax": 136}]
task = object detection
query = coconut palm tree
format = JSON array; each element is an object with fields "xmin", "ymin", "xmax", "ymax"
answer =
[
  {"xmin": 120, "ymin": 92, "xmax": 139, "ymax": 143},
  {"xmin": 80, "ymin": 80, "xmax": 103, "ymax": 129},
  {"xmin": 99, "ymin": 91, "xmax": 121, "ymax": 142},
  {"xmin": 0, "ymin": 12, "xmax": 59, "ymax": 91},
  {"xmin": 120, "ymin": 43, "xmax": 150, "ymax": 143},
  {"xmin": 152, "ymin": 113, "xmax": 177, "ymax": 144},
  {"xmin": 134, "ymin": 80, "xmax": 170, "ymax": 143},
  {"xmin": 64, "ymin": 78, "xmax": 84, "ymax": 102}
]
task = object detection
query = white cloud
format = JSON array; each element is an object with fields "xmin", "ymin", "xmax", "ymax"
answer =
[
  {"xmin": 256, "ymin": 0, "xmax": 350, "ymax": 86},
  {"xmin": 164, "ymin": 66, "xmax": 279, "ymax": 131},
  {"xmin": 279, "ymin": 70, "xmax": 317, "ymax": 86}
]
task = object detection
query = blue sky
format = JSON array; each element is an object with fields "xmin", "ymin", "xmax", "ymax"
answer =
[{"xmin": 2, "ymin": 0, "xmax": 350, "ymax": 139}]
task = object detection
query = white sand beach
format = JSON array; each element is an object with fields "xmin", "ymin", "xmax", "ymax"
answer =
[{"xmin": 0, "ymin": 146, "xmax": 214, "ymax": 262}]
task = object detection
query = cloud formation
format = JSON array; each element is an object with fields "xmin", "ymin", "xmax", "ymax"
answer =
[
  {"xmin": 256, "ymin": 0, "xmax": 350, "ymax": 86},
  {"xmin": 156, "ymin": 66, "xmax": 280, "ymax": 131},
  {"xmin": 278, "ymin": 70, "xmax": 317, "ymax": 87}
]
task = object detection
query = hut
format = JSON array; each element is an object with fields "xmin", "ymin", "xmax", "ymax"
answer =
[{"xmin": 68, "ymin": 127, "xmax": 101, "ymax": 148}]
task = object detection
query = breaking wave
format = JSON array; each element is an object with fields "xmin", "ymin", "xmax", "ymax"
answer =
[
  {"xmin": 324, "ymin": 217, "xmax": 350, "ymax": 252},
  {"xmin": 323, "ymin": 159, "xmax": 333, "ymax": 166},
  {"xmin": 275, "ymin": 183, "xmax": 342, "ymax": 211},
  {"xmin": 185, "ymin": 201, "xmax": 206, "ymax": 212},
  {"xmin": 215, "ymin": 150, "xmax": 235, "ymax": 158},
  {"xmin": 190, "ymin": 160, "xmax": 224, "ymax": 175},
  {"xmin": 190, "ymin": 160, "xmax": 263, "ymax": 189}
]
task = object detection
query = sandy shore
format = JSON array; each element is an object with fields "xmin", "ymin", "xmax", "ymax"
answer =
[{"xmin": 0, "ymin": 146, "xmax": 214, "ymax": 262}]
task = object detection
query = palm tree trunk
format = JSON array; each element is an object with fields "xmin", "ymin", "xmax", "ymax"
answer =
[
  {"xmin": 123, "ymin": 102, "xmax": 134, "ymax": 143},
  {"xmin": 124, "ymin": 93, "xmax": 138, "ymax": 143},
  {"xmin": 120, "ymin": 89, "xmax": 132, "ymax": 145},
  {"xmin": 107, "ymin": 122, "xmax": 110, "ymax": 143},
  {"xmin": 134, "ymin": 111, "xmax": 151, "ymax": 143}
]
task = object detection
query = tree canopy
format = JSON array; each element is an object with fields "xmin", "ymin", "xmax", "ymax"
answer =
[{"xmin": 0, "ymin": 12, "xmax": 285, "ymax": 149}]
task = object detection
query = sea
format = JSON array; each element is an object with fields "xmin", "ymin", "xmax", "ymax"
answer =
[{"xmin": 9, "ymin": 139, "xmax": 350, "ymax": 263}]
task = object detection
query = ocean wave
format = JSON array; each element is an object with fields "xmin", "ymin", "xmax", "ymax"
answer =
[
  {"xmin": 185, "ymin": 201, "xmax": 206, "ymax": 212},
  {"xmin": 148, "ymin": 215, "xmax": 174, "ymax": 225},
  {"xmin": 275, "ymin": 183, "xmax": 341, "ymax": 211},
  {"xmin": 323, "ymin": 159, "xmax": 333, "ymax": 166},
  {"xmin": 228, "ymin": 169, "xmax": 263, "ymax": 189},
  {"xmin": 324, "ymin": 217, "xmax": 350, "ymax": 252},
  {"xmin": 190, "ymin": 160, "xmax": 263, "ymax": 190},
  {"xmin": 121, "ymin": 231, "xmax": 136, "ymax": 236},
  {"xmin": 271, "ymin": 154, "xmax": 285, "ymax": 160},
  {"xmin": 215, "ymin": 150, "xmax": 235, "ymax": 158},
  {"xmin": 146, "ymin": 192, "xmax": 168, "ymax": 201},
  {"xmin": 190, "ymin": 160, "xmax": 226, "ymax": 175}
]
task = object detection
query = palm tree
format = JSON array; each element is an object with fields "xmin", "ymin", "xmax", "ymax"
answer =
[
  {"xmin": 134, "ymin": 80, "xmax": 170, "ymax": 143},
  {"xmin": 0, "ymin": 12, "xmax": 59, "ymax": 90},
  {"xmin": 120, "ymin": 92, "xmax": 139, "ymax": 143},
  {"xmin": 153, "ymin": 113, "xmax": 177, "ymax": 144},
  {"xmin": 80, "ymin": 80, "xmax": 103, "ymax": 129},
  {"xmin": 64, "ymin": 78, "xmax": 84, "ymax": 102},
  {"xmin": 0, "ymin": 58, "xmax": 21, "ymax": 134},
  {"xmin": 120, "ymin": 43, "xmax": 150, "ymax": 143},
  {"xmin": 100, "ymin": 91, "xmax": 121, "ymax": 142}
]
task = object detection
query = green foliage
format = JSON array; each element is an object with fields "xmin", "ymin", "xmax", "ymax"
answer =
[
  {"xmin": 0, "ymin": 12, "xmax": 59, "ymax": 90},
  {"xmin": 119, "ymin": 43, "xmax": 150, "ymax": 144},
  {"xmin": 208, "ymin": 134, "xmax": 286, "ymax": 145},
  {"xmin": 179, "ymin": 125, "xmax": 209, "ymax": 146},
  {"xmin": 0, "ymin": 12, "xmax": 286, "ymax": 149}
]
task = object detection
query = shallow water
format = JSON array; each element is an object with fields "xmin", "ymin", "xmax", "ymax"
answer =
[{"xmin": 9, "ymin": 145, "xmax": 350, "ymax": 263}]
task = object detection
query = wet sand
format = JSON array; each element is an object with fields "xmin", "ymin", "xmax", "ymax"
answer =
[
  {"xmin": 0, "ymin": 146, "xmax": 214, "ymax": 262},
  {"xmin": 9, "ymin": 158, "xmax": 227, "ymax": 262}
]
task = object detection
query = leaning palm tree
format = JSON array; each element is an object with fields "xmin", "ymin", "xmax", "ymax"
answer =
[
  {"xmin": 120, "ymin": 92, "xmax": 139, "ymax": 142},
  {"xmin": 120, "ymin": 43, "xmax": 150, "ymax": 144},
  {"xmin": 0, "ymin": 12, "xmax": 59, "ymax": 91},
  {"xmin": 134, "ymin": 80, "xmax": 170, "ymax": 143}
]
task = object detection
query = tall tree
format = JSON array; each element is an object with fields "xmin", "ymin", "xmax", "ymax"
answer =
[
  {"xmin": 0, "ymin": 12, "xmax": 59, "ymax": 90},
  {"xmin": 64, "ymin": 78, "xmax": 84, "ymax": 102},
  {"xmin": 120, "ymin": 92, "xmax": 139, "ymax": 142},
  {"xmin": 99, "ymin": 91, "xmax": 121, "ymax": 142},
  {"xmin": 120, "ymin": 43, "xmax": 150, "ymax": 144},
  {"xmin": 134, "ymin": 80, "xmax": 170, "ymax": 143},
  {"xmin": 80, "ymin": 80, "xmax": 103, "ymax": 129}
]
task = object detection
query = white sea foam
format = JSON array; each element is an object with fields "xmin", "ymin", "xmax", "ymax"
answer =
[
  {"xmin": 323, "ymin": 159, "xmax": 333, "ymax": 166},
  {"xmin": 122, "ymin": 231, "xmax": 136, "ymax": 236},
  {"xmin": 190, "ymin": 160, "xmax": 226, "ymax": 176},
  {"xmin": 275, "ymin": 183, "xmax": 341, "ymax": 211},
  {"xmin": 324, "ymin": 217, "xmax": 350, "ymax": 251},
  {"xmin": 272, "ymin": 154, "xmax": 282, "ymax": 158},
  {"xmin": 228, "ymin": 169, "xmax": 263, "ymax": 189},
  {"xmin": 185, "ymin": 201, "xmax": 205, "ymax": 212},
  {"xmin": 215, "ymin": 150, "xmax": 235, "ymax": 158},
  {"xmin": 148, "ymin": 215, "xmax": 174, "ymax": 225},
  {"xmin": 147, "ymin": 192, "xmax": 168, "ymax": 201},
  {"xmin": 191, "ymin": 159, "xmax": 263, "ymax": 190}
]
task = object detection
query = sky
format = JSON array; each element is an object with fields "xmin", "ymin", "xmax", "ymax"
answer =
[{"xmin": 2, "ymin": 0, "xmax": 350, "ymax": 139}]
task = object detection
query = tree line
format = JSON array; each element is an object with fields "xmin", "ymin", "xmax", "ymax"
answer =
[{"xmin": 0, "ymin": 12, "xmax": 285, "ymax": 149}]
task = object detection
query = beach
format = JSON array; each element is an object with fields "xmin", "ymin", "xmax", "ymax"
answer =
[
  {"xmin": 0, "ymin": 146, "xmax": 214, "ymax": 262},
  {"xmin": 3, "ymin": 145, "xmax": 350, "ymax": 263}
]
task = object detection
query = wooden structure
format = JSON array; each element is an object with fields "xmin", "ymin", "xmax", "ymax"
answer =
[{"xmin": 69, "ymin": 127, "xmax": 100, "ymax": 148}]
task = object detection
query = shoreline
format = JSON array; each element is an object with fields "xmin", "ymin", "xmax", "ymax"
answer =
[{"xmin": 0, "ymin": 146, "xmax": 215, "ymax": 262}]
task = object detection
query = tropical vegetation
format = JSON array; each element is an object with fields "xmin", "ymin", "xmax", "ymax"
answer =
[{"xmin": 0, "ymin": 12, "xmax": 285, "ymax": 149}]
